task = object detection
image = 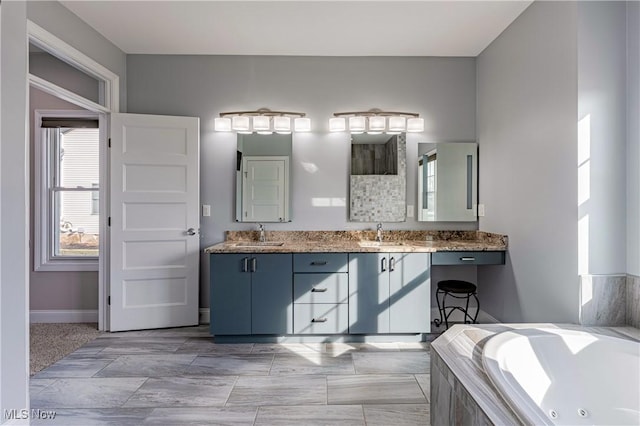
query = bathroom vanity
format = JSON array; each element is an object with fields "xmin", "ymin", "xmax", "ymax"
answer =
[{"xmin": 205, "ymin": 230, "xmax": 507, "ymax": 342}]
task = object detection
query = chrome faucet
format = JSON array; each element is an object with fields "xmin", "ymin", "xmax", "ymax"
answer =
[
  {"xmin": 376, "ymin": 222, "xmax": 383, "ymax": 243},
  {"xmin": 258, "ymin": 223, "xmax": 266, "ymax": 242}
]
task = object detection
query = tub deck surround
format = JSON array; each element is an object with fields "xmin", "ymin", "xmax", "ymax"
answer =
[
  {"xmin": 204, "ymin": 230, "xmax": 508, "ymax": 253},
  {"xmin": 430, "ymin": 323, "xmax": 640, "ymax": 426}
]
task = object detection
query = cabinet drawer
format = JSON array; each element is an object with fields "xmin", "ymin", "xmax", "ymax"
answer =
[
  {"xmin": 293, "ymin": 303, "xmax": 349, "ymax": 334},
  {"xmin": 294, "ymin": 273, "xmax": 348, "ymax": 304},
  {"xmin": 293, "ymin": 253, "xmax": 348, "ymax": 273},
  {"xmin": 431, "ymin": 251, "xmax": 505, "ymax": 265}
]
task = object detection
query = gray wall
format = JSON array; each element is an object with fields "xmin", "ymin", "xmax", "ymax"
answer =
[
  {"xmin": 127, "ymin": 55, "xmax": 478, "ymax": 308},
  {"xmin": 1, "ymin": 0, "xmax": 30, "ymax": 415},
  {"xmin": 628, "ymin": 1, "xmax": 640, "ymax": 277},
  {"xmin": 27, "ymin": 0, "xmax": 127, "ymax": 112},
  {"xmin": 577, "ymin": 1, "xmax": 628, "ymax": 275},
  {"xmin": 30, "ymin": 50, "xmax": 101, "ymax": 104},
  {"xmin": 27, "ymin": 1, "xmax": 127, "ymax": 313},
  {"xmin": 476, "ymin": 1, "xmax": 580, "ymax": 322}
]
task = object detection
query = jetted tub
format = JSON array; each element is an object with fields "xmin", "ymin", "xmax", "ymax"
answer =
[{"xmin": 482, "ymin": 328, "xmax": 640, "ymax": 425}]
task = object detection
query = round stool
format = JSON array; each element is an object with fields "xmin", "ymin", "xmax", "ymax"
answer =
[{"xmin": 433, "ymin": 280, "xmax": 479, "ymax": 329}]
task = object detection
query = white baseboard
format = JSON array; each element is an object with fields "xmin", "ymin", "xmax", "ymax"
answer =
[
  {"xmin": 199, "ymin": 308, "xmax": 210, "ymax": 325},
  {"xmin": 30, "ymin": 309, "xmax": 98, "ymax": 323}
]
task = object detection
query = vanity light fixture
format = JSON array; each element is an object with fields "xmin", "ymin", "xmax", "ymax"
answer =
[
  {"xmin": 330, "ymin": 108, "xmax": 424, "ymax": 134},
  {"xmin": 214, "ymin": 108, "xmax": 310, "ymax": 133}
]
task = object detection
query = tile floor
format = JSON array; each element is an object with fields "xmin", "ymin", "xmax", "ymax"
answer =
[{"xmin": 30, "ymin": 326, "xmax": 431, "ymax": 425}]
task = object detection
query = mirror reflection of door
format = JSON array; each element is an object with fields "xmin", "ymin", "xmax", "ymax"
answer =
[
  {"xmin": 242, "ymin": 156, "xmax": 289, "ymax": 222},
  {"xmin": 236, "ymin": 133, "xmax": 292, "ymax": 222}
]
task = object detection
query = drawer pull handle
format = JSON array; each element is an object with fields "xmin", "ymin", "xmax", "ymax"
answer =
[
  {"xmin": 310, "ymin": 261, "xmax": 328, "ymax": 266},
  {"xmin": 312, "ymin": 318, "xmax": 328, "ymax": 323},
  {"xmin": 460, "ymin": 257, "xmax": 476, "ymax": 261},
  {"xmin": 311, "ymin": 288, "xmax": 328, "ymax": 292}
]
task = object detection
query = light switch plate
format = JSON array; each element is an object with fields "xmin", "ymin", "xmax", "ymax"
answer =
[
  {"xmin": 202, "ymin": 204, "xmax": 211, "ymax": 217},
  {"xmin": 407, "ymin": 205, "xmax": 414, "ymax": 218},
  {"xmin": 478, "ymin": 204, "xmax": 485, "ymax": 217}
]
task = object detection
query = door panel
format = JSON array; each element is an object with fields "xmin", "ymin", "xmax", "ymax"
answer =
[
  {"xmin": 389, "ymin": 253, "xmax": 430, "ymax": 333},
  {"xmin": 110, "ymin": 113, "xmax": 199, "ymax": 331},
  {"xmin": 348, "ymin": 253, "xmax": 390, "ymax": 334},
  {"xmin": 210, "ymin": 254, "xmax": 251, "ymax": 335},
  {"xmin": 242, "ymin": 158, "xmax": 287, "ymax": 222},
  {"xmin": 251, "ymin": 254, "xmax": 293, "ymax": 334}
]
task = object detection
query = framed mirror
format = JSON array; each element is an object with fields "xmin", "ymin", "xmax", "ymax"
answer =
[
  {"xmin": 417, "ymin": 142, "xmax": 477, "ymax": 222},
  {"xmin": 236, "ymin": 133, "xmax": 292, "ymax": 222},
  {"xmin": 349, "ymin": 133, "xmax": 406, "ymax": 222}
]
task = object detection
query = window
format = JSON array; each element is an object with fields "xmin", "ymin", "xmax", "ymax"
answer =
[{"xmin": 35, "ymin": 112, "xmax": 101, "ymax": 271}]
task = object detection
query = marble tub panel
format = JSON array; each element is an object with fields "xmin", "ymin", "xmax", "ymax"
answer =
[
  {"xmin": 626, "ymin": 274, "xmax": 640, "ymax": 328},
  {"xmin": 430, "ymin": 355, "xmax": 454, "ymax": 426},
  {"xmin": 580, "ymin": 275, "xmax": 627, "ymax": 326}
]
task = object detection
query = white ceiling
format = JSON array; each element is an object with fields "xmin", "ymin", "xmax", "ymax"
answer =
[{"xmin": 60, "ymin": 0, "xmax": 533, "ymax": 57}]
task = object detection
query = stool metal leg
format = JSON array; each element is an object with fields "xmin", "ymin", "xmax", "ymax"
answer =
[
  {"xmin": 434, "ymin": 289, "xmax": 445, "ymax": 327},
  {"xmin": 471, "ymin": 292, "xmax": 480, "ymax": 323}
]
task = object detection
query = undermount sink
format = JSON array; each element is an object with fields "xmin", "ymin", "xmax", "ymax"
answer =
[
  {"xmin": 358, "ymin": 241, "xmax": 406, "ymax": 247},
  {"xmin": 234, "ymin": 241, "xmax": 285, "ymax": 247}
]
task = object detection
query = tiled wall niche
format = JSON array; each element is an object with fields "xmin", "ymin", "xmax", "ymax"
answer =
[{"xmin": 349, "ymin": 134, "xmax": 407, "ymax": 222}]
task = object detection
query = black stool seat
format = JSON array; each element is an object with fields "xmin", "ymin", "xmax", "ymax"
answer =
[
  {"xmin": 437, "ymin": 280, "xmax": 477, "ymax": 293},
  {"xmin": 434, "ymin": 279, "xmax": 479, "ymax": 330}
]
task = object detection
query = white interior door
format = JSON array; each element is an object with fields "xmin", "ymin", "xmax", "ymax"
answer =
[
  {"xmin": 242, "ymin": 156, "xmax": 288, "ymax": 222},
  {"xmin": 109, "ymin": 113, "xmax": 200, "ymax": 331}
]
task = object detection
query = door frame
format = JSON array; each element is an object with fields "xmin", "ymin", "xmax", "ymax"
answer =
[{"xmin": 27, "ymin": 20, "xmax": 120, "ymax": 330}]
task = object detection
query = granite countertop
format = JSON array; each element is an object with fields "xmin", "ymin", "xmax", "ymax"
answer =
[
  {"xmin": 204, "ymin": 230, "xmax": 508, "ymax": 253},
  {"xmin": 431, "ymin": 323, "xmax": 640, "ymax": 425}
]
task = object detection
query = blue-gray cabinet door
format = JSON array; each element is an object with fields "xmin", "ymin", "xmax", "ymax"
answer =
[
  {"xmin": 348, "ymin": 253, "xmax": 390, "ymax": 334},
  {"xmin": 251, "ymin": 254, "xmax": 293, "ymax": 334},
  {"xmin": 389, "ymin": 253, "xmax": 430, "ymax": 333},
  {"xmin": 210, "ymin": 254, "xmax": 251, "ymax": 335}
]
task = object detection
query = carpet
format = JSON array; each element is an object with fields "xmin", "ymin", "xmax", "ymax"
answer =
[{"xmin": 30, "ymin": 323, "xmax": 102, "ymax": 376}]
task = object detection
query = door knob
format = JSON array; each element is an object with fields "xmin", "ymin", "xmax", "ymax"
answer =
[{"xmin": 186, "ymin": 228, "xmax": 197, "ymax": 236}]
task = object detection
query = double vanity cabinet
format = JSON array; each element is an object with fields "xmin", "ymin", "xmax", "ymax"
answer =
[
  {"xmin": 210, "ymin": 252, "xmax": 431, "ymax": 337},
  {"xmin": 207, "ymin": 231, "xmax": 507, "ymax": 341}
]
